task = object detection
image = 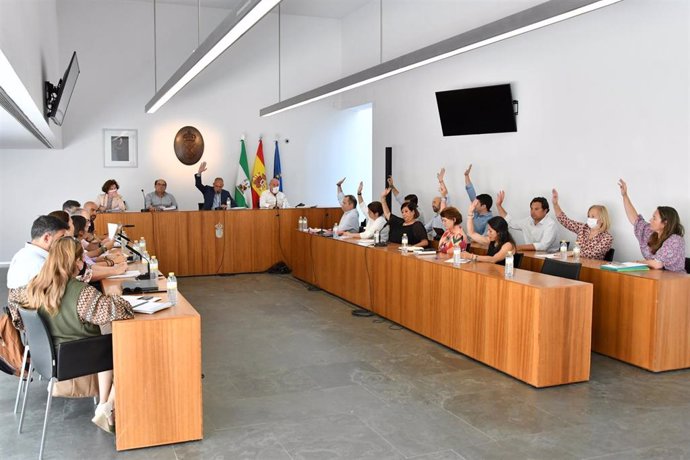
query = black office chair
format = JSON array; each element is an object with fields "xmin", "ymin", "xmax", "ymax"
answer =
[
  {"xmin": 541, "ymin": 258, "xmax": 581, "ymax": 280},
  {"xmin": 685, "ymin": 257, "xmax": 690, "ymax": 274},
  {"xmin": 197, "ymin": 203, "xmax": 204, "ymax": 210},
  {"xmin": 604, "ymin": 248, "xmax": 615, "ymax": 262},
  {"xmin": 513, "ymin": 252, "xmax": 524, "ymax": 269},
  {"xmin": 17, "ymin": 307, "xmax": 113, "ymax": 459}
]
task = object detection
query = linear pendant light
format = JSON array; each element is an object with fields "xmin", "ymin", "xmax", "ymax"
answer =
[
  {"xmin": 146, "ymin": 0, "xmax": 281, "ymax": 114},
  {"xmin": 260, "ymin": 0, "xmax": 623, "ymax": 117}
]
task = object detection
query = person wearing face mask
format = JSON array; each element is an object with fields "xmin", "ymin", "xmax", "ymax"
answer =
[
  {"xmin": 341, "ymin": 181, "xmax": 389, "ymax": 241},
  {"xmin": 552, "ymin": 188, "xmax": 613, "ymax": 260},
  {"xmin": 618, "ymin": 179, "xmax": 686, "ymax": 272},
  {"xmin": 96, "ymin": 179, "xmax": 127, "ymax": 213},
  {"xmin": 259, "ymin": 177, "xmax": 290, "ymax": 209},
  {"xmin": 380, "ymin": 188, "xmax": 429, "ymax": 247}
]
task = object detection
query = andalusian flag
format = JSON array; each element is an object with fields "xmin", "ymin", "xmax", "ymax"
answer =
[
  {"xmin": 273, "ymin": 140, "xmax": 283, "ymax": 192},
  {"xmin": 234, "ymin": 139, "xmax": 252, "ymax": 208},
  {"xmin": 251, "ymin": 139, "xmax": 267, "ymax": 208}
]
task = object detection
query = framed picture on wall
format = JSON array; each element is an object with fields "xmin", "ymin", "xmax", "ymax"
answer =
[{"xmin": 104, "ymin": 129, "xmax": 137, "ymax": 167}]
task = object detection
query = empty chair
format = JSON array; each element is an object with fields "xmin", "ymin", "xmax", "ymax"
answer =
[
  {"xmin": 17, "ymin": 307, "xmax": 113, "ymax": 459},
  {"xmin": 513, "ymin": 252, "xmax": 524, "ymax": 269},
  {"xmin": 685, "ymin": 257, "xmax": 690, "ymax": 274},
  {"xmin": 541, "ymin": 258, "xmax": 581, "ymax": 280},
  {"xmin": 604, "ymin": 248, "xmax": 615, "ymax": 262}
]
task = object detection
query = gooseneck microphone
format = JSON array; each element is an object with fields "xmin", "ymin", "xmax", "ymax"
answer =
[{"xmin": 141, "ymin": 189, "xmax": 147, "ymax": 212}]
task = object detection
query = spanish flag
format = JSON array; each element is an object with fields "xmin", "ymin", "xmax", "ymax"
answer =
[{"xmin": 251, "ymin": 139, "xmax": 267, "ymax": 208}]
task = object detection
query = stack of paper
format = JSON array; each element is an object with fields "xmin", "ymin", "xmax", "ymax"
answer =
[
  {"xmin": 121, "ymin": 296, "xmax": 172, "ymax": 314},
  {"xmin": 107, "ymin": 270, "xmax": 141, "ymax": 279},
  {"xmin": 600, "ymin": 262, "xmax": 649, "ymax": 272}
]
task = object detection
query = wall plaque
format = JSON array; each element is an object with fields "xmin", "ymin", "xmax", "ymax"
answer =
[{"xmin": 174, "ymin": 126, "xmax": 204, "ymax": 165}]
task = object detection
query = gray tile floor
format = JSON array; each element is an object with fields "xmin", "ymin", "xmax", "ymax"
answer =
[{"xmin": 1, "ymin": 270, "xmax": 690, "ymax": 459}]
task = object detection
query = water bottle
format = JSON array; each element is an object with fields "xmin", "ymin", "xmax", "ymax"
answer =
[
  {"xmin": 560, "ymin": 240, "xmax": 568, "ymax": 259},
  {"xmin": 304, "ymin": 216, "xmax": 308, "ymax": 231},
  {"xmin": 401, "ymin": 233, "xmax": 408, "ymax": 252},
  {"xmin": 166, "ymin": 272, "xmax": 178, "ymax": 305},
  {"xmin": 133, "ymin": 239, "xmax": 141, "ymax": 262},
  {"xmin": 149, "ymin": 256, "xmax": 158, "ymax": 279},
  {"xmin": 573, "ymin": 243, "xmax": 581, "ymax": 262},
  {"xmin": 139, "ymin": 237, "xmax": 146, "ymax": 252},
  {"xmin": 505, "ymin": 251, "xmax": 514, "ymax": 278},
  {"xmin": 226, "ymin": 197, "xmax": 231, "ymax": 209},
  {"xmin": 298, "ymin": 216, "xmax": 303, "ymax": 231},
  {"xmin": 374, "ymin": 230, "xmax": 380, "ymax": 244},
  {"xmin": 142, "ymin": 250, "xmax": 150, "ymax": 272},
  {"xmin": 452, "ymin": 243, "xmax": 461, "ymax": 267},
  {"xmin": 333, "ymin": 223, "xmax": 339, "ymax": 239}
]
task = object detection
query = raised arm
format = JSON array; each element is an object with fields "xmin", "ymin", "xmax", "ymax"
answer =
[
  {"xmin": 356, "ymin": 181, "xmax": 364, "ymax": 205},
  {"xmin": 618, "ymin": 179, "xmax": 639, "ymax": 225},
  {"xmin": 336, "ymin": 177, "xmax": 346, "ymax": 208},
  {"xmin": 464, "ymin": 164, "xmax": 478, "ymax": 202},
  {"xmin": 195, "ymin": 161, "xmax": 207, "ymax": 192},
  {"xmin": 439, "ymin": 182, "xmax": 449, "ymax": 211},
  {"xmin": 466, "ymin": 200, "xmax": 489, "ymax": 245},
  {"xmin": 496, "ymin": 190, "xmax": 507, "ymax": 218},
  {"xmin": 380, "ymin": 188, "xmax": 392, "ymax": 220},
  {"xmin": 388, "ymin": 176, "xmax": 404, "ymax": 205},
  {"xmin": 551, "ymin": 188, "xmax": 564, "ymax": 216}
]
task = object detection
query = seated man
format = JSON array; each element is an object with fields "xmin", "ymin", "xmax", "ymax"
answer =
[
  {"xmin": 146, "ymin": 179, "xmax": 178, "ymax": 211},
  {"xmin": 335, "ymin": 177, "xmax": 360, "ymax": 232},
  {"xmin": 496, "ymin": 191, "xmax": 559, "ymax": 252},
  {"xmin": 62, "ymin": 199, "xmax": 81, "ymax": 214},
  {"xmin": 7, "ymin": 215, "xmax": 69, "ymax": 328},
  {"xmin": 425, "ymin": 168, "xmax": 450, "ymax": 241},
  {"xmin": 387, "ymin": 175, "xmax": 426, "ymax": 224},
  {"xmin": 195, "ymin": 161, "xmax": 235, "ymax": 210},
  {"xmin": 464, "ymin": 164, "xmax": 493, "ymax": 235},
  {"xmin": 260, "ymin": 177, "xmax": 290, "ymax": 209}
]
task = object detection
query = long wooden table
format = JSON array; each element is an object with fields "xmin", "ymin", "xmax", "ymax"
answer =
[
  {"xmin": 520, "ymin": 252, "xmax": 690, "ymax": 372},
  {"xmin": 102, "ymin": 273, "xmax": 202, "ymax": 451},
  {"xmin": 95, "ymin": 208, "xmax": 342, "ymax": 276},
  {"xmin": 290, "ymin": 232, "xmax": 593, "ymax": 388}
]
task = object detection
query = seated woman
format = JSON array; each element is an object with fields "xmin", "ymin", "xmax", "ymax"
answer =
[
  {"xmin": 552, "ymin": 188, "xmax": 613, "ymax": 259},
  {"xmin": 71, "ymin": 215, "xmax": 127, "ymax": 281},
  {"xmin": 461, "ymin": 200, "xmax": 516, "ymax": 264},
  {"xmin": 618, "ymin": 179, "xmax": 686, "ymax": 272},
  {"xmin": 97, "ymin": 179, "xmax": 127, "ymax": 213},
  {"xmin": 12, "ymin": 237, "xmax": 134, "ymax": 433},
  {"xmin": 437, "ymin": 207, "xmax": 468, "ymax": 254},
  {"xmin": 342, "ymin": 181, "xmax": 389, "ymax": 242},
  {"xmin": 380, "ymin": 188, "xmax": 429, "ymax": 248}
]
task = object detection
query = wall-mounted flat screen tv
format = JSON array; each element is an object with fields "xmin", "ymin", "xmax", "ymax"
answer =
[
  {"xmin": 435, "ymin": 83, "xmax": 516, "ymax": 136},
  {"xmin": 47, "ymin": 52, "xmax": 80, "ymax": 126}
]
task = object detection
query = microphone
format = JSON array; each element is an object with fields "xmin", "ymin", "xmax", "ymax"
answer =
[
  {"xmin": 124, "ymin": 242, "xmax": 151, "ymax": 280},
  {"xmin": 121, "ymin": 224, "xmax": 135, "ymax": 228},
  {"xmin": 141, "ymin": 189, "xmax": 148, "ymax": 212}
]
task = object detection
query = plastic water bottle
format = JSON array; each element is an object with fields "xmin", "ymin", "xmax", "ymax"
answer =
[
  {"xmin": 505, "ymin": 251, "xmax": 514, "ymax": 278},
  {"xmin": 132, "ymin": 239, "xmax": 141, "ymax": 262},
  {"xmin": 226, "ymin": 197, "xmax": 231, "ymax": 209},
  {"xmin": 304, "ymin": 216, "xmax": 308, "ymax": 231},
  {"xmin": 149, "ymin": 256, "xmax": 158, "ymax": 279},
  {"xmin": 139, "ymin": 237, "xmax": 146, "ymax": 252},
  {"xmin": 573, "ymin": 243, "xmax": 581, "ymax": 262},
  {"xmin": 333, "ymin": 223, "xmax": 339, "ymax": 239},
  {"xmin": 167, "ymin": 272, "xmax": 178, "ymax": 305},
  {"xmin": 401, "ymin": 233, "xmax": 408, "ymax": 252},
  {"xmin": 374, "ymin": 230, "xmax": 380, "ymax": 244},
  {"xmin": 298, "ymin": 216, "xmax": 303, "ymax": 231},
  {"xmin": 142, "ymin": 250, "xmax": 150, "ymax": 272},
  {"xmin": 452, "ymin": 244, "xmax": 461, "ymax": 267},
  {"xmin": 560, "ymin": 240, "xmax": 568, "ymax": 259}
]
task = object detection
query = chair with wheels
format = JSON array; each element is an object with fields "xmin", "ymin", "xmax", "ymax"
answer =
[
  {"xmin": 17, "ymin": 307, "xmax": 113, "ymax": 459},
  {"xmin": 541, "ymin": 258, "xmax": 582, "ymax": 280}
]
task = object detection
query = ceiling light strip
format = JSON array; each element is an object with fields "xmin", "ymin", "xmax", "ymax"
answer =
[
  {"xmin": 260, "ymin": 0, "xmax": 623, "ymax": 117},
  {"xmin": 146, "ymin": 0, "xmax": 281, "ymax": 114}
]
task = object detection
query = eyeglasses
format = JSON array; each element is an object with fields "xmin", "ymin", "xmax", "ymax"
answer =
[{"xmin": 156, "ymin": 183, "xmax": 167, "ymax": 186}]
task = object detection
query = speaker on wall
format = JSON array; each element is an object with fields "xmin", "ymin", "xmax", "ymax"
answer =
[{"xmin": 385, "ymin": 147, "xmax": 392, "ymax": 209}]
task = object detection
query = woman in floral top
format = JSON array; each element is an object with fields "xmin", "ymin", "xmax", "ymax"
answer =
[
  {"xmin": 551, "ymin": 188, "xmax": 613, "ymax": 260},
  {"xmin": 618, "ymin": 179, "xmax": 686, "ymax": 272},
  {"xmin": 437, "ymin": 207, "xmax": 468, "ymax": 254}
]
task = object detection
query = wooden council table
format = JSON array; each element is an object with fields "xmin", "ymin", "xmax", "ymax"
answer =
[
  {"xmin": 288, "ymin": 232, "xmax": 593, "ymax": 388},
  {"xmin": 520, "ymin": 252, "xmax": 690, "ymax": 372},
  {"xmin": 101, "ymin": 273, "xmax": 202, "ymax": 451}
]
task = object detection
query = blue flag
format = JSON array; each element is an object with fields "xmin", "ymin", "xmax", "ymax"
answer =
[{"xmin": 273, "ymin": 140, "xmax": 283, "ymax": 192}]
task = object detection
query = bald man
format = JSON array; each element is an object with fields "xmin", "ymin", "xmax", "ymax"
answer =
[{"xmin": 259, "ymin": 177, "xmax": 290, "ymax": 209}]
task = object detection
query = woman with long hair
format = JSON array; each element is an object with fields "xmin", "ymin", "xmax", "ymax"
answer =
[
  {"xmin": 461, "ymin": 200, "xmax": 517, "ymax": 264},
  {"xmin": 14, "ymin": 237, "xmax": 134, "ymax": 433},
  {"xmin": 552, "ymin": 188, "xmax": 613, "ymax": 260},
  {"xmin": 618, "ymin": 179, "xmax": 686, "ymax": 272}
]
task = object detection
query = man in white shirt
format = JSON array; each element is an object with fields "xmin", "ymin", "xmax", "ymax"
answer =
[
  {"xmin": 335, "ymin": 177, "xmax": 360, "ymax": 232},
  {"xmin": 496, "ymin": 191, "xmax": 559, "ymax": 252},
  {"xmin": 7, "ymin": 215, "xmax": 69, "ymax": 327},
  {"xmin": 260, "ymin": 177, "xmax": 290, "ymax": 209}
]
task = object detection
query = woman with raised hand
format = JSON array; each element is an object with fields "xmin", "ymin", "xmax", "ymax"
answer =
[
  {"xmin": 552, "ymin": 188, "xmax": 613, "ymax": 260},
  {"xmin": 618, "ymin": 179, "xmax": 686, "ymax": 272},
  {"xmin": 461, "ymin": 200, "xmax": 516, "ymax": 264},
  {"xmin": 341, "ymin": 181, "xmax": 390, "ymax": 242},
  {"xmin": 380, "ymin": 188, "xmax": 429, "ymax": 248}
]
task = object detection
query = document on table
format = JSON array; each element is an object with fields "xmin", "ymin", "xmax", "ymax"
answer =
[
  {"xmin": 107, "ymin": 270, "xmax": 141, "ymax": 279},
  {"xmin": 444, "ymin": 258, "xmax": 471, "ymax": 264},
  {"xmin": 133, "ymin": 301, "xmax": 172, "ymax": 314}
]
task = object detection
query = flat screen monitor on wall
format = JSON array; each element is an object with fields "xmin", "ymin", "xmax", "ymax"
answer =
[
  {"xmin": 435, "ymin": 84, "xmax": 517, "ymax": 136},
  {"xmin": 45, "ymin": 51, "xmax": 80, "ymax": 126}
]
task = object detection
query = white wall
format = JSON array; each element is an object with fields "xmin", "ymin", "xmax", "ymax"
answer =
[
  {"xmin": 0, "ymin": 0, "xmax": 369, "ymax": 262},
  {"xmin": 359, "ymin": 0, "xmax": 688, "ymax": 261}
]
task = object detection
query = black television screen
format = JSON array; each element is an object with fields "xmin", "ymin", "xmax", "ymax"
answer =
[
  {"xmin": 49, "ymin": 52, "xmax": 80, "ymax": 126},
  {"xmin": 435, "ymin": 84, "xmax": 516, "ymax": 136}
]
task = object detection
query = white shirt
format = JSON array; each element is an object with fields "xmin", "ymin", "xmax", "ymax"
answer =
[
  {"xmin": 260, "ymin": 190, "xmax": 290, "ymax": 209},
  {"xmin": 505, "ymin": 214, "xmax": 560, "ymax": 252},
  {"xmin": 7, "ymin": 243, "xmax": 48, "ymax": 288},
  {"xmin": 358, "ymin": 202, "xmax": 389, "ymax": 241},
  {"xmin": 336, "ymin": 190, "xmax": 360, "ymax": 232}
]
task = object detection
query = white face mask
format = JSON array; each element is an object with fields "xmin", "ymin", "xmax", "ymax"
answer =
[
  {"xmin": 271, "ymin": 187, "xmax": 279, "ymax": 194},
  {"xmin": 586, "ymin": 217, "xmax": 598, "ymax": 229}
]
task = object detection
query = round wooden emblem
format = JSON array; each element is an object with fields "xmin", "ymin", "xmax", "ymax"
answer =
[{"xmin": 173, "ymin": 126, "xmax": 204, "ymax": 165}]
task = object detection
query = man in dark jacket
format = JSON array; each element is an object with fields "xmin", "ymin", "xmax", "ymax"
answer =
[{"xmin": 195, "ymin": 161, "xmax": 235, "ymax": 210}]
